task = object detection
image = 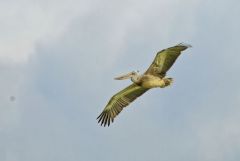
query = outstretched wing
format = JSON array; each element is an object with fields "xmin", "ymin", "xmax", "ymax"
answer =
[
  {"xmin": 97, "ymin": 83, "xmax": 149, "ymax": 127},
  {"xmin": 145, "ymin": 43, "xmax": 191, "ymax": 78}
]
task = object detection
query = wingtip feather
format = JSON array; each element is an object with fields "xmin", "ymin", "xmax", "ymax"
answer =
[{"xmin": 178, "ymin": 42, "xmax": 192, "ymax": 48}]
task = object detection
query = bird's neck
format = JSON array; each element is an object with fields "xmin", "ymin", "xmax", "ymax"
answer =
[{"xmin": 131, "ymin": 74, "xmax": 141, "ymax": 84}]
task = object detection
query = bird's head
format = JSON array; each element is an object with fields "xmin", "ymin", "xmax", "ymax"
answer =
[{"xmin": 114, "ymin": 70, "xmax": 139, "ymax": 80}]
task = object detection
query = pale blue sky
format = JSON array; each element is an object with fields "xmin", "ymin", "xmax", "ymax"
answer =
[{"xmin": 1, "ymin": 0, "xmax": 240, "ymax": 161}]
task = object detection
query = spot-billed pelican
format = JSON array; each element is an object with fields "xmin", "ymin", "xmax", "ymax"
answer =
[{"xmin": 97, "ymin": 43, "xmax": 192, "ymax": 126}]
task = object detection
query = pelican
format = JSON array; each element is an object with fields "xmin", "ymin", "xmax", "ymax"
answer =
[{"xmin": 97, "ymin": 43, "xmax": 192, "ymax": 126}]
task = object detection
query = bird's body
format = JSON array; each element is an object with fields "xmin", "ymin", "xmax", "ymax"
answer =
[
  {"xmin": 136, "ymin": 74, "xmax": 171, "ymax": 88},
  {"xmin": 97, "ymin": 43, "xmax": 192, "ymax": 126}
]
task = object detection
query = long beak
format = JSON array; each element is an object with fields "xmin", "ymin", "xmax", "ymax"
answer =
[{"xmin": 114, "ymin": 72, "xmax": 133, "ymax": 80}]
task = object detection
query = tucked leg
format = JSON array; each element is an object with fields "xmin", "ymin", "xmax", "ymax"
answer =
[{"xmin": 160, "ymin": 78, "xmax": 173, "ymax": 88}]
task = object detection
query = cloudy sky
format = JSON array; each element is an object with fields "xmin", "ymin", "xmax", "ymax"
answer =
[{"xmin": 1, "ymin": 0, "xmax": 240, "ymax": 161}]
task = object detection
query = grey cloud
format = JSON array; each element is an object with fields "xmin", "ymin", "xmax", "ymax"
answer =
[{"xmin": 1, "ymin": 0, "xmax": 240, "ymax": 161}]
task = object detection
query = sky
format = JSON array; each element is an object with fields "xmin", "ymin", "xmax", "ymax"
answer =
[{"xmin": 1, "ymin": 0, "xmax": 240, "ymax": 161}]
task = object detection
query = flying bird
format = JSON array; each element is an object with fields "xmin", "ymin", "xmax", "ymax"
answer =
[{"xmin": 97, "ymin": 43, "xmax": 191, "ymax": 126}]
